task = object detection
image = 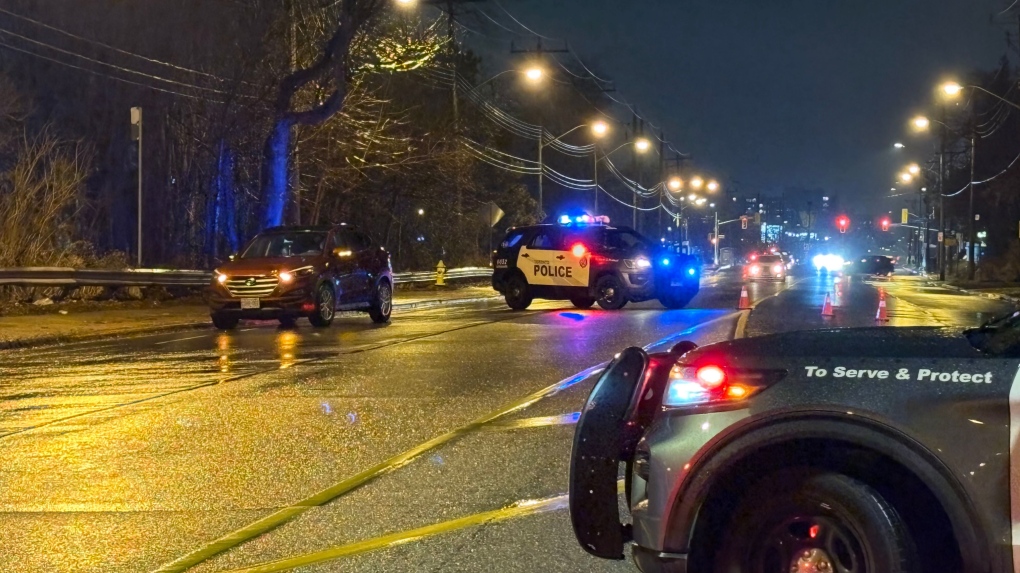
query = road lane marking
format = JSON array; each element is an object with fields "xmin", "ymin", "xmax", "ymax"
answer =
[
  {"xmin": 746, "ymin": 276, "xmax": 807, "ymax": 309},
  {"xmin": 481, "ymin": 411, "xmax": 581, "ymax": 430},
  {"xmin": 219, "ymin": 481, "xmax": 626, "ymax": 573},
  {"xmin": 154, "ymin": 334, "xmax": 209, "ymax": 345},
  {"xmin": 734, "ymin": 310, "xmax": 750, "ymax": 339},
  {"xmin": 152, "ymin": 312, "xmax": 738, "ymax": 573}
]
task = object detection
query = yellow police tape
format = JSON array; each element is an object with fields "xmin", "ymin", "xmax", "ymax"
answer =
[{"xmin": 220, "ymin": 481, "xmax": 625, "ymax": 573}]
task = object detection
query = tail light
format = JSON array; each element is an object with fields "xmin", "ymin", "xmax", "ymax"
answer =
[
  {"xmin": 663, "ymin": 363, "xmax": 784, "ymax": 409},
  {"xmin": 571, "ymin": 243, "xmax": 588, "ymax": 257}
]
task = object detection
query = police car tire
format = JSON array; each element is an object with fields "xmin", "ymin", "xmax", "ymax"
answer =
[
  {"xmin": 659, "ymin": 290, "xmax": 695, "ymax": 309},
  {"xmin": 713, "ymin": 470, "xmax": 916, "ymax": 573},
  {"xmin": 595, "ymin": 275, "xmax": 628, "ymax": 310},
  {"xmin": 570, "ymin": 295, "xmax": 596, "ymax": 309},
  {"xmin": 504, "ymin": 275, "xmax": 533, "ymax": 310}
]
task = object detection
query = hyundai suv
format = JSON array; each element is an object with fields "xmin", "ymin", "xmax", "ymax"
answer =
[{"xmin": 208, "ymin": 225, "xmax": 393, "ymax": 329}]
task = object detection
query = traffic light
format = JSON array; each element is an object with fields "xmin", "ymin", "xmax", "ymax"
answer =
[
  {"xmin": 740, "ymin": 216, "xmax": 748, "ymax": 230},
  {"xmin": 880, "ymin": 217, "xmax": 891, "ymax": 232},
  {"xmin": 837, "ymin": 216, "xmax": 850, "ymax": 234}
]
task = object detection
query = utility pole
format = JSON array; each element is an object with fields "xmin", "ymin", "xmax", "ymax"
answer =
[
  {"xmin": 592, "ymin": 143, "xmax": 599, "ymax": 214},
  {"xmin": 510, "ymin": 38, "xmax": 567, "ymax": 217},
  {"xmin": 968, "ymin": 122, "xmax": 977, "ymax": 280},
  {"xmin": 130, "ymin": 107, "xmax": 143, "ymax": 267},
  {"xmin": 658, "ymin": 130, "xmax": 665, "ymax": 237},
  {"xmin": 938, "ymin": 104, "xmax": 947, "ymax": 281}
]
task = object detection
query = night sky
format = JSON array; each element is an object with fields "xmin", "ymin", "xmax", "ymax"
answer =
[{"xmin": 481, "ymin": 0, "xmax": 1012, "ymax": 211}]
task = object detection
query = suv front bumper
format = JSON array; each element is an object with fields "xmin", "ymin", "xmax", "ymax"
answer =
[{"xmin": 208, "ymin": 286, "xmax": 315, "ymax": 318}]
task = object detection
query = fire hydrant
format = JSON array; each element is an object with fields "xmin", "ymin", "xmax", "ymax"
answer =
[{"xmin": 436, "ymin": 260, "xmax": 447, "ymax": 286}]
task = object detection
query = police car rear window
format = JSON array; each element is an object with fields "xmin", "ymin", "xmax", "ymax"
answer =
[{"xmin": 501, "ymin": 231, "xmax": 525, "ymax": 248}]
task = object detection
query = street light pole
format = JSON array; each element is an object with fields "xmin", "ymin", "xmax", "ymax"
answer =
[
  {"xmin": 714, "ymin": 209, "xmax": 719, "ymax": 266},
  {"xmin": 592, "ymin": 144, "xmax": 599, "ymax": 214},
  {"xmin": 968, "ymin": 126, "xmax": 976, "ymax": 280},
  {"xmin": 938, "ymin": 104, "xmax": 947, "ymax": 281}
]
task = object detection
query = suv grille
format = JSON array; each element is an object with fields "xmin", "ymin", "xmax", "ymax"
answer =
[{"xmin": 225, "ymin": 276, "xmax": 278, "ymax": 297}]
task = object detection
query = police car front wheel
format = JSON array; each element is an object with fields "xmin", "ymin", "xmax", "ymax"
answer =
[
  {"xmin": 504, "ymin": 275, "xmax": 533, "ymax": 310},
  {"xmin": 712, "ymin": 470, "xmax": 916, "ymax": 573},
  {"xmin": 595, "ymin": 275, "xmax": 628, "ymax": 310}
]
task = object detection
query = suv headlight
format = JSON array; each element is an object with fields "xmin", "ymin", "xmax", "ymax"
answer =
[
  {"xmin": 624, "ymin": 258, "xmax": 652, "ymax": 270},
  {"xmin": 214, "ymin": 269, "xmax": 228, "ymax": 284},
  {"xmin": 279, "ymin": 266, "xmax": 315, "ymax": 284}
]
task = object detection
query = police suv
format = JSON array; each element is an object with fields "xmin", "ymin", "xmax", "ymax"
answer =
[
  {"xmin": 492, "ymin": 215, "xmax": 701, "ymax": 311},
  {"xmin": 570, "ymin": 313, "xmax": 1020, "ymax": 573}
]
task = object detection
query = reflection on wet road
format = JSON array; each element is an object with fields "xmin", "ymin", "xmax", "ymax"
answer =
[{"xmin": 0, "ymin": 270, "xmax": 1007, "ymax": 572}]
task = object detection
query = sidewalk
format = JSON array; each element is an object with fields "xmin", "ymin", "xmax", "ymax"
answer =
[{"xmin": 0, "ymin": 285, "xmax": 499, "ymax": 350}]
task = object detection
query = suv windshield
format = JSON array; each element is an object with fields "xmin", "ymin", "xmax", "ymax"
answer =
[
  {"xmin": 241, "ymin": 232, "xmax": 326, "ymax": 258},
  {"xmin": 758, "ymin": 255, "xmax": 782, "ymax": 263}
]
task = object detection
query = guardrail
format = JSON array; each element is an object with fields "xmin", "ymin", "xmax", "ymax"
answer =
[{"xmin": 0, "ymin": 266, "xmax": 493, "ymax": 288}]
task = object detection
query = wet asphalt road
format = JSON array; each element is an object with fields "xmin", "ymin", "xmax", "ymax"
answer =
[{"xmin": 0, "ymin": 268, "xmax": 1013, "ymax": 573}]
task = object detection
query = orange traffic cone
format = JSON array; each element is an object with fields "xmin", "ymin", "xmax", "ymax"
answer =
[
  {"xmin": 821, "ymin": 293, "xmax": 834, "ymax": 317},
  {"xmin": 738, "ymin": 286, "xmax": 751, "ymax": 310},
  {"xmin": 876, "ymin": 298, "xmax": 889, "ymax": 322}
]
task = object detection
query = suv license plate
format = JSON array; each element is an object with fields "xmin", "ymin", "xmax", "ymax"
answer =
[{"xmin": 240, "ymin": 298, "xmax": 260, "ymax": 309}]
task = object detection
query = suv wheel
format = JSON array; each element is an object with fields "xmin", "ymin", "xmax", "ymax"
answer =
[
  {"xmin": 570, "ymin": 295, "xmax": 596, "ymax": 309},
  {"xmin": 308, "ymin": 284, "xmax": 335, "ymax": 327},
  {"xmin": 504, "ymin": 274, "xmax": 533, "ymax": 310},
  {"xmin": 659, "ymin": 289, "xmax": 695, "ymax": 309},
  {"xmin": 368, "ymin": 280, "xmax": 392, "ymax": 323},
  {"xmin": 713, "ymin": 471, "xmax": 916, "ymax": 573},
  {"xmin": 595, "ymin": 275, "xmax": 628, "ymax": 310},
  {"xmin": 211, "ymin": 313, "xmax": 239, "ymax": 330}
]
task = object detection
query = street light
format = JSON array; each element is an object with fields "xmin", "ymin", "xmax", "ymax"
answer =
[
  {"xmin": 707, "ymin": 180, "xmax": 720, "ymax": 192},
  {"xmin": 687, "ymin": 193, "xmax": 697, "ymax": 201},
  {"xmin": 894, "ymin": 142, "xmax": 905, "ymax": 149},
  {"xmin": 899, "ymin": 173, "xmax": 913, "ymax": 183},
  {"xmin": 908, "ymin": 164, "xmax": 920, "ymax": 175},
  {"xmin": 668, "ymin": 177, "xmax": 683, "ymax": 191},
  {"xmin": 634, "ymin": 137, "xmax": 651, "ymax": 152},
  {"xmin": 525, "ymin": 67, "xmax": 543, "ymax": 82},
  {"xmin": 417, "ymin": 208, "xmax": 425, "ymax": 216},
  {"xmin": 941, "ymin": 82, "xmax": 964, "ymax": 97},
  {"xmin": 690, "ymin": 176, "xmax": 704, "ymax": 190},
  {"xmin": 591, "ymin": 121, "xmax": 608, "ymax": 137},
  {"xmin": 912, "ymin": 116, "xmax": 931, "ymax": 130}
]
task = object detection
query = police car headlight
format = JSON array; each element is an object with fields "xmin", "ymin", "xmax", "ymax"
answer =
[
  {"xmin": 624, "ymin": 258, "xmax": 652, "ymax": 270},
  {"xmin": 663, "ymin": 364, "xmax": 784, "ymax": 408}
]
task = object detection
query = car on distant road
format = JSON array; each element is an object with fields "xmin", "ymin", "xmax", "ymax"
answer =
[
  {"xmin": 491, "ymin": 215, "xmax": 701, "ymax": 310},
  {"xmin": 743, "ymin": 254, "xmax": 786, "ymax": 281},
  {"xmin": 854, "ymin": 254, "xmax": 895, "ymax": 277},
  {"xmin": 208, "ymin": 225, "xmax": 393, "ymax": 329},
  {"xmin": 570, "ymin": 313, "xmax": 1020, "ymax": 573}
]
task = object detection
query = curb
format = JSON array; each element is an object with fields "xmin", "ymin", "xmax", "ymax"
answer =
[
  {"xmin": 0, "ymin": 294, "xmax": 504, "ymax": 351},
  {"xmin": 930, "ymin": 282, "xmax": 1020, "ymax": 304},
  {"xmin": 0, "ymin": 321, "xmax": 210, "ymax": 351}
]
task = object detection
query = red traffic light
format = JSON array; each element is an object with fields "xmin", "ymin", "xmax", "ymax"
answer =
[
  {"xmin": 880, "ymin": 217, "xmax": 891, "ymax": 231},
  {"xmin": 836, "ymin": 216, "xmax": 850, "ymax": 234}
]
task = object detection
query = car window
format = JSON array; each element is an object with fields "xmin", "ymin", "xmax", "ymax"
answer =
[
  {"xmin": 528, "ymin": 230, "xmax": 561, "ymax": 250},
  {"xmin": 241, "ymin": 232, "xmax": 326, "ymax": 258},
  {"xmin": 501, "ymin": 230, "xmax": 526, "ymax": 248},
  {"xmin": 603, "ymin": 229, "xmax": 648, "ymax": 250}
]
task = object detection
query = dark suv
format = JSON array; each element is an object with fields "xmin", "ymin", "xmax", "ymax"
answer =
[{"xmin": 208, "ymin": 225, "xmax": 393, "ymax": 329}]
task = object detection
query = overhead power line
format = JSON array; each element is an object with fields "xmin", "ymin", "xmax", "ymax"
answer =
[
  {"xmin": 0, "ymin": 39, "xmax": 218, "ymax": 102},
  {"xmin": 0, "ymin": 26, "xmax": 240, "ymax": 97},
  {"xmin": 0, "ymin": 6, "xmax": 239, "ymax": 84}
]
